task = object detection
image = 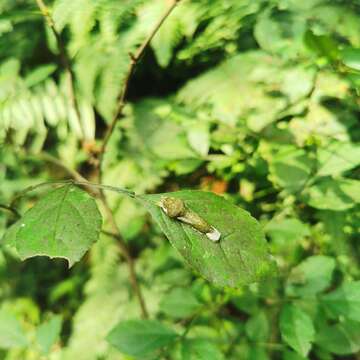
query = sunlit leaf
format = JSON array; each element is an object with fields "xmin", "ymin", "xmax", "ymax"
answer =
[{"xmin": 140, "ymin": 191, "xmax": 276, "ymax": 287}]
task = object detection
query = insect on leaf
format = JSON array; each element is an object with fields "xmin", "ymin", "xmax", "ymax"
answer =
[{"xmin": 139, "ymin": 191, "xmax": 276, "ymax": 287}]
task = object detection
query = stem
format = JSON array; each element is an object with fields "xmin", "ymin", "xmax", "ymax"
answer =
[
  {"xmin": 35, "ymin": 0, "xmax": 85, "ymax": 139},
  {"xmin": 102, "ymin": 221, "xmax": 149, "ymax": 318},
  {"xmin": 97, "ymin": 0, "xmax": 181, "ymax": 180},
  {"xmin": 11, "ymin": 179, "xmax": 135, "ymax": 206}
]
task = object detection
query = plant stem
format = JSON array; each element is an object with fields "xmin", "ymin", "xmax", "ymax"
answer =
[
  {"xmin": 101, "ymin": 214, "xmax": 149, "ymax": 318},
  {"xmin": 10, "ymin": 179, "xmax": 135, "ymax": 205},
  {"xmin": 35, "ymin": 0, "xmax": 85, "ymax": 139},
  {"xmin": 97, "ymin": 0, "xmax": 181, "ymax": 180}
]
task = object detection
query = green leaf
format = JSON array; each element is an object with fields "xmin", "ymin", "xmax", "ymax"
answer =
[
  {"xmin": 286, "ymin": 256, "xmax": 335, "ymax": 297},
  {"xmin": 0, "ymin": 308, "xmax": 28, "ymax": 349},
  {"xmin": 341, "ymin": 48, "xmax": 360, "ymax": 71},
  {"xmin": 3, "ymin": 185, "xmax": 102, "ymax": 267},
  {"xmin": 245, "ymin": 311, "xmax": 269, "ymax": 342},
  {"xmin": 139, "ymin": 191, "xmax": 276, "ymax": 287},
  {"xmin": 315, "ymin": 320, "xmax": 360, "ymax": 355},
  {"xmin": 36, "ymin": 315, "xmax": 62, "ymax": 354},
  {"xmin": 107, "ymin": 320, "xmax": 178, "ymax": 357},
  {"xmin": 269, "ymin": 147, "xmax": 314, "ymax": 193},
  {"xmin": 321, "ymin": 281, "xmax": 360, "ymax": 321},
  {"xmin": 187, "ymin": 123, "xmax": 210, "ymax": 157},
  {"xmin": 280, "ymin": 304, "xmax": 315, "ymax": 357},
  {"xmin": 181, "ymin": 339, "xmax": 224, "ymax": 360},
  {"xmin": 159, "ymin": 287, "xmax": 200, "ymax": 318},
  {"xmin": 24, "ymin": 64, "xmax": 57, "ymax": 87},
  {"xmin": 317, "ymin": 142, "xmax": 360, "ymax": 176},
  {"xmin": 265, "ymin": 218, "xmax": 310, "ymax": 245},
  {"xmin": 305, "ymin": 178, "xmax": 360, "ymax": 211}
]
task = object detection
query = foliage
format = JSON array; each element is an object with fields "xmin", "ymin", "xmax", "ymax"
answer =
[{"xmin": 0, "ymin": 0, "xmax": 360, "ymax": 359}]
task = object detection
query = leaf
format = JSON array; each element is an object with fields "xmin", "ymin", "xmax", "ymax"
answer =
[
  {"xmin": 341, "ymin": 48, "xmax": 360, "ymax": 71},
  {"xmin": 321, "ymin": 281, "xmax": 360, "ymax": 321},
  {"xmin": 317, "ymin": 142, "xmax": 360, "ymax": 176},
  {"xmin": 139, "ymin": 191, "xmax": 276, "ymax": 287},
  {"xmin": 265, "ymin": 218, "xmax": 310, "ymax": 245},
  {"xmin": 280, "ymin": 304, "xmax": 315, "ymax": 357},
  {"xmin": 0, "ymin": 308, "xmax": 28, "ymax": 349},
  {"xmin": 3, "ymin": 185, "xmax": 102, "ymax": 267},
  {"xmin": 24, "ymin": 64, "xmax": 57, "ymax": 87},
  {"xmin": 187, "ymin": 123, "xmax": 210, "ymax": 157},
  {"xmin": 305, "ymin": 178, "xmax": 360, "ymax": 211},
  {"xmin": 181, "ymin": 338, "xmax": 224, "ymax": 360},
  {"xmin": 286, "ymin": 256, "xmax": 335, "ymax": 297},
  {"xmin": 245, "ymin": 311, "xmax": 269, "ymax": 342},
  {"xmin": 36, "ymin": 315, "xmax": 62, "ymax": 354},
  {"xmin": 133, "ymin": 99, "xmax": 196, "ymax": 160},
  {"xmin": 269, "ymin": 147, "xmax": 314, "ymax": 193},
  {"xmin": 315, "ymin": 320, "xmax": 360, "ymax": 355},
  {"xmin": 159, "ymin": 287, "xmax": 200, "ymax": 318},
  {"xmin": 177, "ymin": 52, "xmax": 287, "ymax": 128},
  {"xmin": 107, "ymin": 320, "xmax": 178, "ymax": 357}
]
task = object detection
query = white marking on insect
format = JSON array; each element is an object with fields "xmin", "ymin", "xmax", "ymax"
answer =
[{"xmin": 206, "ymin": 227, "xmax": 221, "ymax": 242}]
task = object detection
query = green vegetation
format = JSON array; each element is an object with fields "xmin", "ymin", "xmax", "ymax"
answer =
[{"xmin": 0, "ymin": 0, "xmax": 359, "ymax": 359}]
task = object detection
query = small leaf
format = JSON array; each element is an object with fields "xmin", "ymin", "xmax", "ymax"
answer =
[
  {"xmin": 341, "ymin": 48, "xmax": 360, "ymax": 71},
  {"xmin": 139, "ymin": 191, "xmax": 276, "ymax": 287},
  {"xmin": 0, "ymin": 308, "xmax": 28, "ymax": 349},
  {"xmin": 321, "ymin": 281, "xmax": 360, "ymax": 321},
  {"xmin": 4, "ymin": 185, "xmax": 102, "ymax": 267},
  {"xmin": 280, "ymin": 304, "xmax": 315, "ymax": 357},
  {"xmin": 286, "ymin": 256, "xmax": 335, "ymax": 297},
  {"xmin": 315, "ymin": 320, "xmax": 360, "ymax": 355},
  {"xmin": 160, "ymin": 287, "xmax": 200, "ymax": 318},
  {"xmin": 305, "ymin": 178, "xmax": 360, "ymax": 211},
  {"xmin": 107, "ymin": 320, "xmax": 178, "ymax": 357},
  {"xmin": 245, "ymin": 311, "xmax": 269, "ymax": 342},
  {"xmin": 181, "ymin": 339, "xmax": 224, "ymax": 360},
  {"xmin": 36, "ymin": 315, "xmax": 62, "ymax": 354}
]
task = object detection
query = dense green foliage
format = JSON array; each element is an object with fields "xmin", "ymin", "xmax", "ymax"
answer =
[{"xmin": 0, "ymin": 0, "xmax": 360, "ymax": 359}]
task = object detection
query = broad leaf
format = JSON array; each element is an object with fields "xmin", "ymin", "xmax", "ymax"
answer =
[
  {"xmin": 315, "ymin": 320, "xmax": 360, "ymax": 355},
  {"xmin": 159, "ymin": 287, "xmax": 201, "ymax": 318},
  {"xmin": 0, "ymin": 308, "xmax": 28, "ymax": 349},
  {"xmin": 286, "ymin": 256, "xmax": 335, "ymax": 297},
  {"xmin": 305, "ymin": 178, "xmax": 360, "ymax": 211},
  {"xmin": 139, "ymin": 191, "xmax": 276, "ymax": 287},
  {"xmin": 280, "ymin": 304, "xmax": 315, "ymax": 357},
  {"xmin": 321, "ymin": 281, "xmax": 360, "ymax": 321},
  {"xmin": 36, "ymin": 315, "xmax": 62, "ymax": 354},
  {"xmin": 245, "ymin": 311, "xmax": 269, "ymax": 342},
  {"xmin": 181, "ymin": 339, "xmax": 224, "ymax": 360},
  {"xmin": 3, "ymin": 185, "xmax": 102, "ymax": 267},
  {"xmin": 107, "ymin": 320, "xmax": 178, "ymax": 357}
]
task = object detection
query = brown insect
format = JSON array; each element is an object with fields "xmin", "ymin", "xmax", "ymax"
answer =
[{"xmin": 159, "ymin": 196, "xmax": 221, "ymax": 242}]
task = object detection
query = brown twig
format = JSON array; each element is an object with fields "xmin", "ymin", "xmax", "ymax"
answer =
[
  {"xmin": 101, "ymin": 204, "xmax": 149, "ymax": 319},
  {"xmin": 93, "ymin": 0, "xmax": 182, "ymax": 319},
  {"xmin": 98, "ymin": 0, "xmax": 181, "ymax": 179},
  {"xmin": 35, "ymin": 0, "xmax": 85, "ymax": 139}
]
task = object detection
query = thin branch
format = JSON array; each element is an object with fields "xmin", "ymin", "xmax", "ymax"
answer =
[
  {"xmin": 0, "ymin": 204, "xmax": 21, "ymax": 219},
  {"xmin": 98, "ymin": 0, "xmax": 181, "ymax": 179},
  {"xmin": 10, "ymin": 179, "xmax": 135, "ymax": 206},
  {"xmin": 101, "ymin": 206, "xmax": 149, "ymax": 318},
  {"xmin": 35, "ymin": 0, "xmax": 85, "ymax": 139}
]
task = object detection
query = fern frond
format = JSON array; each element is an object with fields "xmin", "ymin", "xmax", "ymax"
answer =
[{"xmin": 0, "ymin": 63, "xmax": 95, "ymax": 150}]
